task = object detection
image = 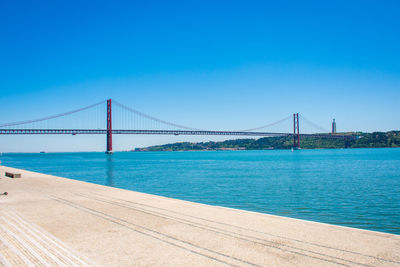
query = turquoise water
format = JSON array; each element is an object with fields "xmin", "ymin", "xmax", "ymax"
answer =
[{"xmin": 1, "ymin": 148, "xmax": 400, "ymax": 235}]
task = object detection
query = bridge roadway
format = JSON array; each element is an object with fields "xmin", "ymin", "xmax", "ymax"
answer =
[{"xmin": 0, "ymin": 129, "xmax": 354, "ymax": 139}]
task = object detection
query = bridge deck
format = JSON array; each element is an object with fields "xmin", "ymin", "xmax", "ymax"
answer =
[
  {"xmin": 0, "ymin": 129, "xmax": 354, "ymax": 138},
  {"xmin": 0, "ymin": 166, "xmax": 398, "ymax": 266}
]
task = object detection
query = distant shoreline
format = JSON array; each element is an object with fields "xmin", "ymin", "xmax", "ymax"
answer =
[
  {"xmin": 132, "ymin": 147, "xmax": 399, "ymax": 152},
  {"xmin": 2, "ymin": 146, "xmax": 400, "ymax": 154},
  {"xmin": 135, "ymin": 131, "xmax": 400, "ymax": 152}
]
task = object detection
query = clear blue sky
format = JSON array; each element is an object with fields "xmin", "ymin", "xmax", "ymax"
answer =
[{"xmin": 1, "ymin": 0, "xmax": 399, "ymax": 152}]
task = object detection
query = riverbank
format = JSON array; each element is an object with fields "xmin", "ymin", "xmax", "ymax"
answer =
[
  {"xmin": 135, "ymin": 131, "xmax": 400, "ymax": 151},
  {"xmin": 0, "ymin": 166, "xmax": 399, "ymax": 266}
]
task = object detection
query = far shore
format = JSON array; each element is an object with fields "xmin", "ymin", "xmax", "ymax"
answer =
[{"xmin": 2, "ymin": 146, "xmax": 400, "ymax": 154}]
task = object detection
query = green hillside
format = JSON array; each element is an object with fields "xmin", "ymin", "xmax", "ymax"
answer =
[{"xmin": 135, "ymin": 131, "xmax": 400, "ymax": 151}]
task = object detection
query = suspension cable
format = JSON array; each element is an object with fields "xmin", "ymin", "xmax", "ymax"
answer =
[
  {"xmin": 239, "ymin": 115, "xmax": 292, "ymax": 132},
  {"xmin": 115, "ymin": 100, "xmax": 294, "ymax": 132},
  {"xmin": 112, "ymin": 100, "xmax": 203, "ymax": 131},
  {"xmin": 299, "ymin": 114, "xmax": 330, "ymax": 133},
  {"xmin": 0, "ymin": 100, "xmax": 106, "ymax": 128},
  {"xmin": 0, "ymin": 98, "xmax": 314, "ymax": 134}
]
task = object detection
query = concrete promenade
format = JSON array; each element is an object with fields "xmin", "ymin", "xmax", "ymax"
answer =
[{"xmin": 0, "ymin": 165, "xmax": 399, "ymax": 266}]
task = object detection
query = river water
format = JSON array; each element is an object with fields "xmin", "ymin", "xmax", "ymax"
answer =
[{"xmin": 2, "ymin": 148, "xmax": 400, "ymax": 234}]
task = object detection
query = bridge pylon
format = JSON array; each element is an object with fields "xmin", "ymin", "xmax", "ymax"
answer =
[
  {"xmin": 106, "ymin": 99, "xmax": 113, "ymax": 154},
  {"xmin": 293, "ymin": 113, "xmax": 300, "ymax": 149}
]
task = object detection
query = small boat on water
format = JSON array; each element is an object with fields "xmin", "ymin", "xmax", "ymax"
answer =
[{"xmin": 40, "ymin": 151, "xmax": 46, "ymax": 154}]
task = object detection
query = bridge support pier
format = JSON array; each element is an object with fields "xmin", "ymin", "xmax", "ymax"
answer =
[
  {"xmin": 106, "ymin": 99, "xmax": 113, "ymax": 154},
  {"xmin": 293, "ymin": 113, "xmax": 300, "ymax": 149}
]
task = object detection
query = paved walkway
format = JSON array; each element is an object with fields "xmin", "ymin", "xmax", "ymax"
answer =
[
  {"xmin": 0, "ymin": 166, "xmax": 399, "ymax": 266},
  {"xmin": 0, "ymin": 210, "xmax": 90, "ymax": 266}
]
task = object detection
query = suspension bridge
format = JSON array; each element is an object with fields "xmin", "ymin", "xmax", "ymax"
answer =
[{"xmin": 0, "ymin": 99, "xmax": 353, "ymax": 153}]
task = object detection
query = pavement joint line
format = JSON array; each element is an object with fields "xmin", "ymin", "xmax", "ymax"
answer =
[
  {"xmin": 52, "ymin": 195, "xmax": 265, "ymax": 267},
  {"xmin": 51, "ymin": 195, "xmax": 244, "ymax": 267},
  {"xmin": 78, "ymin": 192, "xmax": 368, "ymax": 266},
  {"xmin": 77, "ymin": 192, "xmax": 365, "ymax": 267},
  {"xmin": 89, "ymin": 191, "xmax": 400, "ymax": 265}
]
